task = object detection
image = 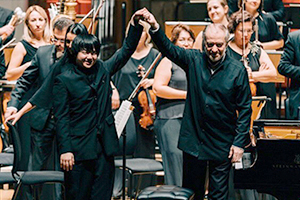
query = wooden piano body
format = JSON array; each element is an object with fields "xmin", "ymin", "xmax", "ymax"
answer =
[{"xmin": 234, "ymin": 120, "xmax": 300, "ymax": 200}]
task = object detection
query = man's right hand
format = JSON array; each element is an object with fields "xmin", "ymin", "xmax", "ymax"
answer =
[
  {"xmin": 5, "ymin": 111, "xmax": 22, "ymax": 125},
  {"xmin": 60, "ymin": 152, "xmax": 75, "ymax": 171},
  {"xmin": 4, "ymin": 107, "xmax": 17, "ymax": 121}
]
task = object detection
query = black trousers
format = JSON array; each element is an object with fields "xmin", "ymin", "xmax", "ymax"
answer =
[
  {"xmin": 30, "ymin": 116, "xmax": 61, "ymax": 200},
  {"xmin": 65, "ymin": 152, "xmax": 115, "ymax": 200},
  {"xmin": 183, "ymin": 152, "xmax": 232, "ymax": 200}
]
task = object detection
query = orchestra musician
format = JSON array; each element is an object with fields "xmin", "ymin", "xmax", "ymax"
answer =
[
  {"xmin": 226, "ymin": 10, "xmax": 277, "ymax": 200},
  {"xmin": 3, "ymin": 7, "xmax": 51, "ymax": 192},
  {"xmin": 0, "ymin": 6, "xmax": 15, "ymax": 78},
  {"xmin": 278, "ymin": 30, "xmax": 300, "ymax": 120},
  {"xmin": 227, "ymin": 11, "xmax": 277, "ymax": 118},
  {"xmin": 237, "ymin": 0, "xmax": 283, "ymax": 119},
  {"xmin": 239, "ymin": 0, "xmax": 284, "ymax": 50},
  {"xmin": 152, "ymin": 24, "xmax": 194, "ymax": 186},
  {"xmin": 5, "ymin": 16, "xmax": 73, "ymax": 200},
  {"xmin": 228, "ymin": 0, "xmax": 285, "ymax": 21},
  {"xmin": 5, "ymin": 5, "xmax": 51, "ymax": 81},
  {"xmin": 140, "ymin": 8, "xmax": 252, "ymax": 200},
  {"xmin": 5, "ymin": 23, "xmax": 89, "ymax": 126},
  {"xmin": 51, "ymin": 10, "xmax": 144, "ymax": 199},
  {"xmin": 193, "ymin": 0, "xmax": 229, "ymax": 51},
  {"xmin": 111, "ymin": 20, "xmax": 160, "ymax": 197}
]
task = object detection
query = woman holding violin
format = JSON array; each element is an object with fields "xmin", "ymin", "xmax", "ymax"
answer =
[
  {"xmin": 112, "ymin": 22, "xmax": 159, "ymax": 195},
  {"xmin": 227, "ymin": 11, "xmax": 277, "ymax": 119},
  {"xmin": 153, "ymin": 24, "xmax": 194, "ymax": 186}
]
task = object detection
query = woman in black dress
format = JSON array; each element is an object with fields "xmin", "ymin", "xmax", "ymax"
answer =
[
  {"xmin": 239, "ymin": 0, "xmax": 284, "ymax": 50},
  {"xmin": 227, "ymin": 11, "xmax": 277, "ymax": 119}
]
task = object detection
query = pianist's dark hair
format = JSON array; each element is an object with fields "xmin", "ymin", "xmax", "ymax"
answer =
[
  {"xmin": 70, "ymin": 34, "xmax": 101, "ymax": 61},
  {"xmin": 63, "ymin": 23, "xmax": 88, "ymax": 50}
]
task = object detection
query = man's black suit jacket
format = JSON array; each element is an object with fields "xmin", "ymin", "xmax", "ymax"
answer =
[
  {"xmin": 278, "ymin": 30, "xmax": 300, "ymax": 119},
  {"xmin": 8, "ymin": 45, "xmax": 56, "ymax": 130},
  {"xmin": 53, "ymin": 24, "xmax": 143, "ymax": 160},
  {"xmin": 0, "ymin": 6, "xmax": 14, "ymax": 78}
]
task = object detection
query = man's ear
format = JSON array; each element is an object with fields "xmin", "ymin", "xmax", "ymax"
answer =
[{"xmin": 224, "ymin": 5, "xmax": 229, "ymax": 15}]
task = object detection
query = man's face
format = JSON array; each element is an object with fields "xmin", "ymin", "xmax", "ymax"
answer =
[
  {"xmin": 204, "ymin": 30, "xmax": 227, "ymax": 62},
  {"xmin": 52, "ymin": 28, "xmax": 67, "ymax": 56},
  {"xmin": 76, "ymin": 49, "xmax": 98, "ymax": 69},
  {"xmin": 66, "ymin": 33, "xmax": 77, "ymax": 49}
]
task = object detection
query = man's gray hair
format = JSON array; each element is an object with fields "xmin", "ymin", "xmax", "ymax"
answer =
[
  {"xmin": 53, "ymin": 17, "xmax": 74, "ymax": 31},
  {"xmin": 203, "ymin": 23, "xmax": 230, "ymax": 43}
]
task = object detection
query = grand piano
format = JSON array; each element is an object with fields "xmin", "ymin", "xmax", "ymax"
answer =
[{"xmin": 234, "ymin": 119, "xmax": 300, "ymax": 200}]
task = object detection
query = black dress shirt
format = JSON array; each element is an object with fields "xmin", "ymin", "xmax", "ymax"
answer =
[{"xmin": 150, "ymin": 28, "xmax": 252, "ymax": 161}]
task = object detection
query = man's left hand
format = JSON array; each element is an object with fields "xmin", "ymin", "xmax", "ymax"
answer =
[{"xmin": 228, "ymin": 145, "xmax": 244, "ymax": 163}]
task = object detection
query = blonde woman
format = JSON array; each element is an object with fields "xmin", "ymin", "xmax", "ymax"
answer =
[
  {"xmin": 6, "ymin": 5, "xmax": 50, "ymax": 80},
  {"xmin": 193, "ymin": 0, "xmax": 229, "ymax": 50}
]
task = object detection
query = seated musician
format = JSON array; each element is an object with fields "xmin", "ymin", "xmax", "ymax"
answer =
[
  {"xmin": 227, "ymin": 11, "xmax": 277, "ymax": 119},
  {"xmin": 278, "ymin": 30, "xmax": 300, "ymax": 119}
]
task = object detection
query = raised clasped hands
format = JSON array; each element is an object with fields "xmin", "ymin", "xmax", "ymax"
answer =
[{"xmin": 131, "ymin": 8, "xmax": 159, "ymax": 30}]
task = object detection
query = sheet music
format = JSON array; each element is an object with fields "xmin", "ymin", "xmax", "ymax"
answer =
[{"xmin": 114, "ymin": 100, "xmax": 133, "ymax": 138}]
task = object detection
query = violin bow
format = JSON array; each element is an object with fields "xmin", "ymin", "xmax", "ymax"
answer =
[
  {"xmin": 78, "ymin": 8, "xmax": 95, "ymax": 24},
  {"xmin": 241, "ymin": 0, "xmax": 246, "ymax": 63},
  {"xmin": 88, "ymin": 0, "xmax": 105, "ymax": 34},
  {"xmin": 128, "ymin": 53, "xmax": 162, "ymax": 101}
]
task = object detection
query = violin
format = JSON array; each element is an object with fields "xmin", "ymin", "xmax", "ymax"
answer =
[
  {"xmin": 243, "ymin": 58, "xmax": 257, "ymax": 96},
  {"xmin": 137, "ymin": 65, "xmax": 156, "ymax": 130}
]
